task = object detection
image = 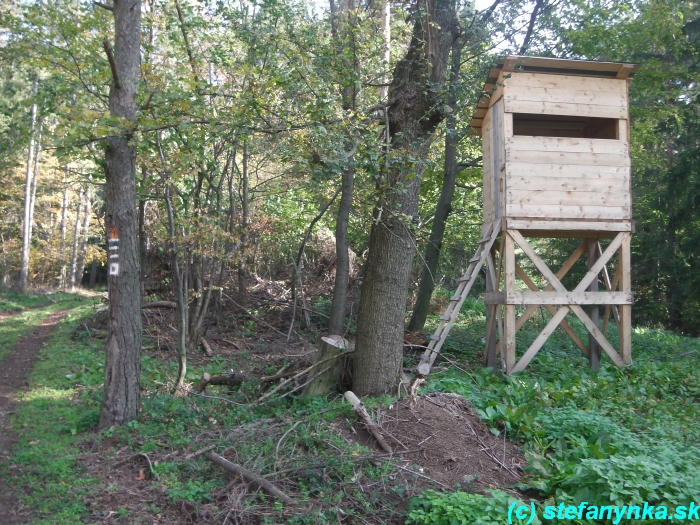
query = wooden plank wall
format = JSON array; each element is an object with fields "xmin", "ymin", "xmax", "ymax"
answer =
[
  {"xmin": 502, "ymin": 73, "xmax": 627, "ymax": 119},
  {"xmin": 505, "ymin": 137, "xmax": 631, "ymax": 220}
]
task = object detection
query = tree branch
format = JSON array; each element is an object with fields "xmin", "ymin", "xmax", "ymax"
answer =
[
  {"xmin": 102, "ymin": 38, "xmax": 121, "ymax": 89},
  {"xmin": 519, "ymin": 0, "xmax": 544, "ymax": 55},
  {"xmin": 94, "ymin": 1, "xmax": 113, "ymax": 11}
]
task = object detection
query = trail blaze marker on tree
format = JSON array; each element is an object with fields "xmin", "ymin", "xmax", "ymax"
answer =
[{"xmin": 108, "ymin": 227, "xmax": 119, "ymax": 276}]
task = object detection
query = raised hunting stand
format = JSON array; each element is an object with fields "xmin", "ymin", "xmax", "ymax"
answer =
[{"xmin": 418, "ymin": 56, "xmax": 640, "ymax": 376}]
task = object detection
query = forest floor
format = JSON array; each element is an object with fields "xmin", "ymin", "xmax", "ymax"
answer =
[{"xmin": 0, "ymin": 288, "xmax": 699, "ymax": 525}]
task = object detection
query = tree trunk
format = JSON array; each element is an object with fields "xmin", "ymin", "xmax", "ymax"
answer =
[
  {"xmin": 98, "ymin": 0, "xmax": 143, "ymax": 430},
  {"xmin": 138, "ymin": 196, "xmax": 147, "ymax": 297},
  {"xmin": 378, "ymin": 0, "xmax": 390, "ymax": 103},
  {"xmin": 328, "ymin": 167, "xmax": 354, "ymax": 335},
  {"xmin": 74, "ymin": 187, "xmax": 92, "ymax": 287},
  {"xmin": 19, "ymin": 77, "xmax": 38, "ymax": 292},
  {"xmin": 59, "ymin": 168, "xmax": 69, "ymax": 289},
  {"xmin": 407, "ymin": 36, "xmax": 461, "ymax": 332},
  {"xmin": 89, "ymin": 256, "xmax": 98, "ymax": 289},
  {"xmin": 68, "ymin": 187, "xmax": 84, "ymax": 291},
  {"xmin": 27, "ymin": 120, "xmax": 42, "ymax": 255},
  {"xmin": 237, "ymin": 142, "xmax": 249, "ymax": 305},
  {"xmin": 165, "ymin": 184, "xmax": 188, "ymax": 392},
  {"xmin": 327, "ymin": 0, "xmax": 358, "ymax": 336},
  {"xmin": 353, "ymin": 0, "xmax": 459, "ymax": 396}
]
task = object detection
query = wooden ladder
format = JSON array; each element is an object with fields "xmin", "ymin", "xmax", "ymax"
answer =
[{"xmin": 417, "ymin": 221, "xmax": 500, "ymax": 376}]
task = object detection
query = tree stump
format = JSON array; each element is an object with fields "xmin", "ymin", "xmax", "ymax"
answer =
[{"xmin": 304, "ymin": 335, "xmax": 353, "ymax": 397}]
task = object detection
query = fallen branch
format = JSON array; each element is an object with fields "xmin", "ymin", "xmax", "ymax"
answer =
[
  {"xmin": 113, "ymin": 452, "xmax": 159, "ymax": 480},
  {"xmin": 464, "ymin": 418, "xmax": 519, "ymax": 477},
  {"xmin": 343, "ymin": 391, "xmax": 392, "ymax": 454},
  {"xmin": 200, "ymin": 338, "xmax": 214, "ymax": 357},
  {"xmin": 260, "ymin": 364, "xmax": 293, "ymax": 386},
  {"xmin": 195, "ymin": 372, "xmax": 246, "ymax": 393},
  {"xmin": 184, "ymin": 444, "xmax": 216, "ymax": 461},
  {"xmin": 211, "ymin": 337, "xmax": 240, "ymax": 349},
  {"xmin": 205, "ymin": 451, "xmax": 294, "ymax": 505},
  {"xmin": 257, "ymin": 366, "xmax": 332, "ymax": 406},
  {"xmin": 257, "ymin": 351, "xmax": 354, "ymax": 403},
  {"xmin": 393, "ymin": 463, "xmax": 449, "ymax": 489}
]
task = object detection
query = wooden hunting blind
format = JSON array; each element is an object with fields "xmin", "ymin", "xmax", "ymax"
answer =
[{"xmin": 417, "ymin": 56, "xmax": 640, "ymax": 376}]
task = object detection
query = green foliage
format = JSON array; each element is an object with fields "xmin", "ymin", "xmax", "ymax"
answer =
[
  {"xmin": 407, "ymin": 489, "xmax": 541, "ymax": 525},
  {"xmin": 423, "ymin": 303, "xmax": 700, "ymax": 522}
]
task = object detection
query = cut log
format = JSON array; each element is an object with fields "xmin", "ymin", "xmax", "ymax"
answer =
[
  {"xmin": 142, "ymin": 301, "xmax": 177, "ymax": 309},
  {"xmin": 343, "ymin": 391, "xmax": 392, "ymax": 454},
  {"xmin": 205, "ymin": 451, "xmax": 294, "ymax": 505},
  {"xmin": 195, "ymin": 372, "xmax": 246, "ymax": 393},
  {"xmin": 304, "ymin": 336, "xmax": 354, "ymax": 397}
]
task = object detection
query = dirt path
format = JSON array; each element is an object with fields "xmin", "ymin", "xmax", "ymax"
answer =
[{"xmin": 0, "ymin": 308, "xmax": 71, "ymax": 524}]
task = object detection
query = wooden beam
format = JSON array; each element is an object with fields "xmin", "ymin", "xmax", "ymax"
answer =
[
  {"xmin": 514, "ymin": 240, "xmax": 586, "ymax": 327},
  {"xmin": 484, "ymin": 251, "xmax": 498, "ymax": 367},
  {"xmin": 588, "ymin": 239, "xmax": 600, "ymax": 371},
  {"xmin": 570, "ymin": 305, "xmax": 625, "ymax": 368},
  {"xmin": 574, "ymin": 232, "xmax": 628, "ymax": 292},
  {"xmin": 615, "ymin": 64, "xmax": 636, "ymax": 79},
  {"xmin": 504, "ymin": 233, "xmax": 516, "ymax": 373},
  {"xmin": 510, "ymin": 307, "xmax": 570, "ymax": 374},
  {"xmin": 619, "ymin": 235, "xmax": 632, "ymax": 364},
  {"xmin": 486, "ymin": 291, "xmax": 633, "ymax": 305},
  {"xmin": 509, "ymin": 230, "xmax": 567, "ymax": 292},
  {"xmin": 603, "ymin": 261, "xmax": 621, "ymax": 335},
  {"xmin": 513, "ymin": 261, "xmax": 589, "ymax": 358}
]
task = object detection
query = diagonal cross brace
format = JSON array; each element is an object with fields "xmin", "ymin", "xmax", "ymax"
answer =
[{"xmin": 507, "ymin": 231, "xmax": 629, "ymax": 372}]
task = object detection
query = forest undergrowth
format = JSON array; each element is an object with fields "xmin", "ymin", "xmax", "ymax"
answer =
[{"xmin": 0, "ymin": 291, "xmax": 698, "ymax": 525}]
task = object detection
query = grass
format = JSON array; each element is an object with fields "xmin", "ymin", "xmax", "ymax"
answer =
[
  {"xmin": 2, "ymin": 292, "xmax": 699, "ymax": 524},
  {"xmin": 0, "ymin": 291, "xmax": 85, "ymax": 362}
]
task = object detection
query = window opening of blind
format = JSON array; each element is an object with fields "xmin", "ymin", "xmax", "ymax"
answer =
[{"xmin": 512, "ymin": 114, "xmax": 619, "ymax": 139}]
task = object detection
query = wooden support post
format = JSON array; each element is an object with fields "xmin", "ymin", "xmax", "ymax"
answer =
[
  {"xmin": 619, "ymin": 235, "xmax": 632, "ymax": 364},
  {"xmin": 588, "ymin": 239, "xmax": 600, "ymax": 371},
  {"xmin": 484, "ymin": 250, "xmax": 498, "ymax": 368},
  {"xmin": 504, "ymin": 232, "xmax": 516, "ymax": 373}
]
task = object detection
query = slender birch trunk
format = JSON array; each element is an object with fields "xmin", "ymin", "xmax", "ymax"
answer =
[
  {"xmin": 68, "ymin": 187, "xmax": 84, "ymax": 291},
  {"xmin": 19, "ymin": 77, "xmax": 38, "ymax": 292}
]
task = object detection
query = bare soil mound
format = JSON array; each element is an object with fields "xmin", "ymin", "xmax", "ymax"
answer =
[{"xmin": 342, "ymin": 392, "xmax": 526, "ymax": 495}]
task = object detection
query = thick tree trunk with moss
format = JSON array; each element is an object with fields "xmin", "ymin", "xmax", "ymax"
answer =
[
  {"xmin": 99, "ymin": 0, "xmax": 142, "ymax": 430},
  {"xmin": 353, "ymin": 0, "xmax": 459, "ymax": 396}
]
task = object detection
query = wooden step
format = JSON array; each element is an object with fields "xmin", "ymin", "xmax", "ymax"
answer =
[{"xmin": 439, "ymin": 314, "xmax": 452, "ymax": 321}]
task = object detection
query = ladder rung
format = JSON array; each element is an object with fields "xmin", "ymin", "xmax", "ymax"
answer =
[
  {"xmin": 458, "ymin": 276, "xmax": 470, "ymax": 283},
  {"xmin": 469, "ymin": 256, "xmax": 481, "ymax": 263},
  {"xmin": 430, "ymin": 334, "xmax": 441, "ymax": 341},
  {"xmin": 450, "ymin": 295, "xmax": 461, "ymax": 301},
  {"xmin": 439, "ymin": 314, "xmax": 452, "ymax": 321},
  {"xmin": 478, "ymin": 237, "xmax": 491, "ymax": 244}
]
